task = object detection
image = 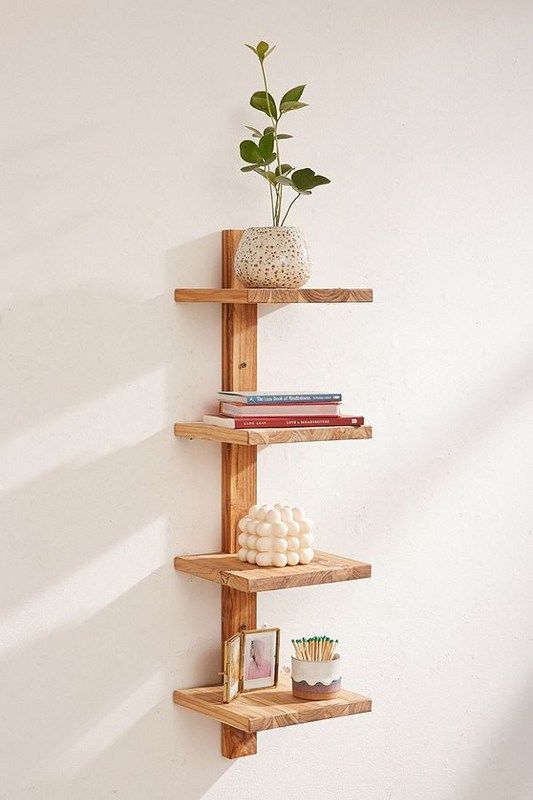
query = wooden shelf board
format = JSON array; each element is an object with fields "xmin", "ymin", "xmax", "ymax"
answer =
[
  {"xmin": 175, "ymin": 288, "xmax": 373, "ymax": 304},
  {"xmin": 174, "ymin": 550, "xmax": 371, "ymax": 592},
  {"xmin": 174, "ymin": 423, "xmax": 373, "ymax": 445},
  {"xmin": 173, "ymin": 677, "xmax": 371, "ymax": 733}
]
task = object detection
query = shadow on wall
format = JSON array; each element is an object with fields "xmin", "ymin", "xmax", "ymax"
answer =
[{"xmin": 0, "ymin": 233, "xmax": 237, "ymax": 799}]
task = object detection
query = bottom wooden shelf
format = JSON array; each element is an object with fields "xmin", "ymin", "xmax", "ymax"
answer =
[{"xmin": 173, "ymin": 677, "xmax": 371, "ymax": 733}]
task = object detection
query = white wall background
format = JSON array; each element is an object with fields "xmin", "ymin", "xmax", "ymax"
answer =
[{"xmin": 1, "ymin": 1, "xmax": 532, "ymax": 798}]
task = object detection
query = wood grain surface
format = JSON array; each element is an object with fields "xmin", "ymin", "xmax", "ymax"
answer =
[
  {"xmin": 175, "ymin": 422, "xmax": 373, "ymax": 445},
  {"xmin": 173, "ymin": 677, "xmax": 371, "ymax": 733},
  {"xmin": 220, "ymin": 229, "xmax": 258, "ymax": 758},
  {"xmin": 175, "ymin": 550, "xmax": 371, "ymax": 593},
  {"xmin": 175, "ymin": 287, "xmax": 373, "ymax": 303}
]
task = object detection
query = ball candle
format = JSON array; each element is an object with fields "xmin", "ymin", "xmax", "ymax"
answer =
[
  {"xmin": 266, "ymin": 508, "xmax": 281, "ymax": 524},
  {"xmin": 281, "ymin": 507, "xmax": 294, "ymax": 523},
  {"xmin": 286, "ymin": 536, "xmax": 300, "ymax": 550},
  {"xmin": 272, "ymin": 522, "xmax": 289, "ymax": 537},
  {"xmin": 286, "ymin": 520, "xmax": 300, "ymax": 536},
  {"xmin": 256, "ymin": 522, "xmax": 271, "ymax": 537},
  {"xmin": 299, "ymin": 548, "xmax": 314, "ymax": 564},
  {"xmin": 256, "ymin": 536, "xmax": 274, "ymax": 552},
  {"xmin": 236, "ymin": 503, "xmax": 316, "ymax": 568}
]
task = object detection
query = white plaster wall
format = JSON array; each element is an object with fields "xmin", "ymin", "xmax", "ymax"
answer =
[{"xmin": 1, "ymin": 1, "xmax": 532, "ymax": 798}]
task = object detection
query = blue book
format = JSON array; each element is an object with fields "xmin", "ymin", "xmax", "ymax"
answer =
[{"xmin": 218, "ymin": 391, "xmax": 342, "ymax": 405}]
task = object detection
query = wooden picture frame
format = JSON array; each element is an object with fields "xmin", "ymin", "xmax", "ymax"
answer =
[{"xmin": 222, "ymin": 627, "xmax": 280, "ymax": 703}]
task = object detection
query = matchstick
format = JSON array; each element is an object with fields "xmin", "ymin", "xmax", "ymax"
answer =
[{"xmin": 293, "ymin": 635, "xmax": 340, "ymax": 660}]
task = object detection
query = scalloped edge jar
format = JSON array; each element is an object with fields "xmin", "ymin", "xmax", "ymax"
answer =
[{"xmin": 291, "ymin": 653, "xmax": 342, "ymax": 700}]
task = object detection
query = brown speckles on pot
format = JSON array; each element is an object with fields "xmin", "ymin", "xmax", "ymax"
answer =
[{"xmin": 234, "ymin": 227, "xmax": 311, "ymax": 288}]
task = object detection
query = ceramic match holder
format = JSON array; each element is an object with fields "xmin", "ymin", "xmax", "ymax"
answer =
[{"xmin": 291, "ymin": 653, "xmax": 342, "ymax": 700}]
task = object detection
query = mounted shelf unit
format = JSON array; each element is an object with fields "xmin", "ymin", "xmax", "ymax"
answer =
[{"xmin": 173, "ymin": 230, "xmax": 373, "ymax": 759}]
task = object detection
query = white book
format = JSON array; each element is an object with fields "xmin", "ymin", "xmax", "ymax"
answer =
[{"xmin": 220, "ymin": 402, "xmax": 341, "ymax": 418}]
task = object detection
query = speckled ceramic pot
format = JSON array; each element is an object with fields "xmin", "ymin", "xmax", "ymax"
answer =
[{"xmin": 234, "ymin": 227, "xmax": 311, "ymax": 288}]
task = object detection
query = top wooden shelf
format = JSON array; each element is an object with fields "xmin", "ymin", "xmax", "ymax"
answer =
[{"xmin": 175, "ymin": 288, "xmax": 373, "ymax": 304}]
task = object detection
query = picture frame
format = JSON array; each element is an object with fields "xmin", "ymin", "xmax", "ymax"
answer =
[
  {"xmin": 241, "ymin": 627, "xmax": 280, "ymax": 692},
  {"xmin": 222, "ymin": 627, "xmax": 280, "ymax": 702},
  {"xmin": 222, "ymin": 632, "xmax": 242, "ymax": 703}
]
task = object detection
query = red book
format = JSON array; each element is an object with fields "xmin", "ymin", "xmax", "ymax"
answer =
[{"xmin": 203, "ymin": 414, "xmax": 364, "ymax": 429}]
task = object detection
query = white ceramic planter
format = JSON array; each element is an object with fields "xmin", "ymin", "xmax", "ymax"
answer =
[
  {"xmin": 291, "ymin": 654, "xmax": 342, "ymax": 700},
  {"xmin": 234, "ymin": 227, "xmax": 311, "ymax": 288}
]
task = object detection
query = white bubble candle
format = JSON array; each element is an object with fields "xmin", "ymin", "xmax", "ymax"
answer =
[{"xmin": 237, "ymin": 503, "xmax": 315, "ymax": 567}]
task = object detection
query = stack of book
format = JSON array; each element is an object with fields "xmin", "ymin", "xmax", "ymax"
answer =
[{"xmin": 203, "ymin": 391, "xmax": 364, "ymax": 429}]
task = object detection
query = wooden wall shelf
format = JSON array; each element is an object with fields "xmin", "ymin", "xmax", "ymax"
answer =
[
  {"xmin": 173, "ymin": 230, "xmax": 373, "ymax": 759},
  {"xmin": 175, "ymin": 550, "xmax": 371, "ymax": 593},
  {"xmin": 174, "ymin": 422, "xmax": 373, "ymax": 445},
  {"xmin": 175, "ymin": 287, "xmax": 373, "ymax": 304},
  {"xmin": 174, "ymin": 678, "xmax": 371, "ymax": 734}
]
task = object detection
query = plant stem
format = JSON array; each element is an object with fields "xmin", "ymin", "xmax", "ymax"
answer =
[
  {"xmin": 268, "ymin": 180, "xmax": 275, "ymax": 225},
  {"xmin": 260, "ymin": 57, "xmax": 283, "ymax": 225},
  {"xmin": 279, "ymin": 192, "xmax": 300, "ymax": 226}
]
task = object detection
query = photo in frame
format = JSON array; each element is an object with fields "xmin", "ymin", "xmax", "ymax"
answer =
[
  {"xmin": 241, "ymin": 628, "xmax": 280, "ymax": 691},
  {"xmin": 223, "ymin": 632, "xmax": 242, "ymax": 702},
  {"xmin": 222, "ymin": 627, "xmax": 280, "ymax": 702}
]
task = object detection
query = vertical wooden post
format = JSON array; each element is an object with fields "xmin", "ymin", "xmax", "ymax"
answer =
[{"xmin": 220, "ymin": 230, "xmax": 258, "ymax": 759}]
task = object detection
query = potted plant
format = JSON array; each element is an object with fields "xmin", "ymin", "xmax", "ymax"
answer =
[{"xmin": 234, "ymin": 40, "xmax": 330, "ymax": 288}]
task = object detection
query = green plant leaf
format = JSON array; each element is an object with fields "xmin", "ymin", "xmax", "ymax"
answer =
[
  {"xmin": 244, "ymin": 43, "xmax": 257, "ymax": 54},
  {"xmin": 240, "ymin": 139, "xmax": 263, "ymax": 164},
  {"xmin": 291, "ymin": 168, "xmax": 315, "ymax": 190},
  {"xmin": 274, "ymin": 175, "xmax": 295, "ymax": 187},
  {"xmin": 280, "ymin": 85, "xmax": 305, "ymax": 104},
  {"xmin": 240, "ymin": 164, "xmax": 263, "ymax": 172},
  {"xmin": 262, "ymin": 170, "xmax": 278, "ymax": 185},
  {"xmin": 308, "ymin": 174, "xmax": 330, "ymax": 187},
  {"xmin": 258, "ymin": 131, "xmax": 274, "ymax": 159},
  {"xmin": 262, "ymin": 125, "xmax": 292, "ymax": 139},
  {"xmin": 275, "ymin": 164, "xmax": 293, "ymax": 176},
  {"xmin": 262, "ymin": 153, "xmax": 277, "ymax": 166},
  {"xmin": 280, "ymin": 100, "xmax": 308, "ymax": 114},
  {"xmin": 265, "ymin": 45, "xmax": 276, "ymax": 58},
  {"xmin": 256, "ymin": 41, "xmax": 270, "ymax": 60},
  {"xmin": 292, "ymin": 167, "xmax": 331, "ymax": 191},
  {"xmin": 245, "ymin": 126, "xmax": 263, "ymax": 137},
  {"xmin": 250, "ymin": 91, "xmax": 278, "ymax": 120}
]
